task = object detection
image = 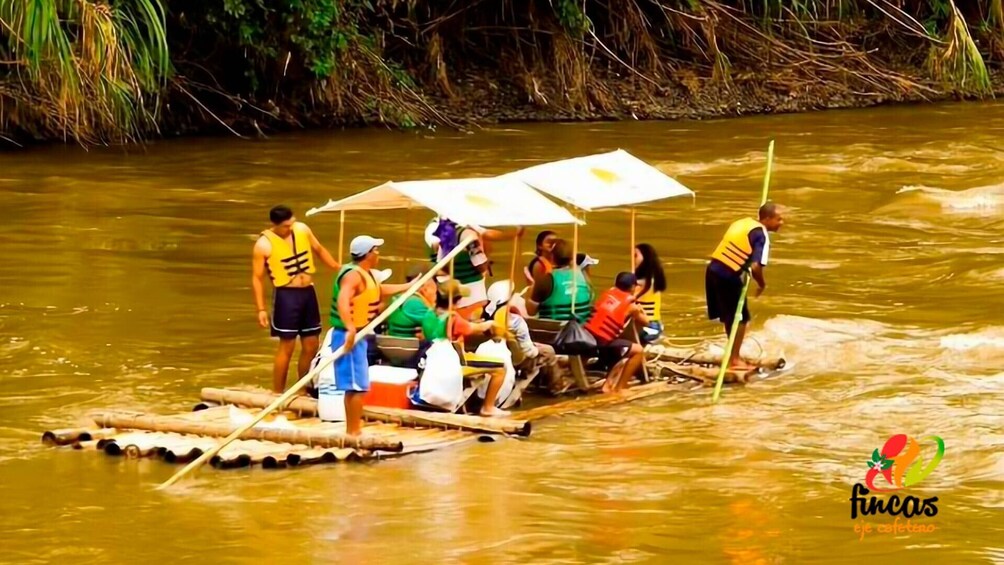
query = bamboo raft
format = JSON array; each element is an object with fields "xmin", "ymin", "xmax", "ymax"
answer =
[{"xmin": 41, "ymin": 343, "xmax": 785, "ymax": 472}]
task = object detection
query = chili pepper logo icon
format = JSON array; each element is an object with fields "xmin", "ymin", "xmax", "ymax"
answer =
[{"xmin": 865, "ymin": 434, "xmax": 945, "ymax": 492}]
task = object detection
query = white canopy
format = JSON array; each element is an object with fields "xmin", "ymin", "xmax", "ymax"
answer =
[
  {"xmin": 506, "ymin": 149, "xmax": 694, "ymax": 211},
  {"xmin": 306, "ymin": 177, "xmax": 580, "ymax": 227}
]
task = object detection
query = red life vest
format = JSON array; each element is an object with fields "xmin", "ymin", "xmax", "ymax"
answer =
[{"xmin": 585, "ymin": 288, "xmax": 633, "ymax": 343}]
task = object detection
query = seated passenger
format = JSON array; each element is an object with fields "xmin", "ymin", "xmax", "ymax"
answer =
[
  {"xmin": 421, "ymin": 281, "xmax": 510, "ymax": 417},
  {"xmin": 526, "ymin": 239, "xmax": 594, "ymax": 322},
  {"xmin": 523, "ymin": 230, "xmax": 558, "ymax": 285},
  {"xmin": 484, "ymin": 281, "xmax": 572, "ymax": 395},
  {"xmin": 386, "ymin": 265, "xmax": 436, "ymax": 338},
  {"xmin": 584, "ymin": 272, "xmax": 649, "ymax": 393},
  {"xmin": 633, "ymin": 243, "xmax": 666, "ymax": 344}
]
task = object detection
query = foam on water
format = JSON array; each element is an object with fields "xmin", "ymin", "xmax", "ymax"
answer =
[{"xmin": 896, "ymin": 183, "xmax": 1004, "ymax": 213}]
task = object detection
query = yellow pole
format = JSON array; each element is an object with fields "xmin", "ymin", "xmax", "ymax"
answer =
[
  {"xmin": 571, "ymin": 216, "xmax": 579, "ymax": 319},
  {"xmin": 629, "ymin": 208, "xmax": 636, "ymax": 270},
  {"xmin": 337, "ymin": 210, "xmax": 346, "ymax": 264},
  {"xmin": 712, "ymin": 140, "xmax": 774, "ymax": 403},
  {"xmin": 502, "ymin": 234, "xmax": 520, "ymax": 331},
  {"xmin": 156, "ymin": 235, "xmax": 478, "ymax": 490}
]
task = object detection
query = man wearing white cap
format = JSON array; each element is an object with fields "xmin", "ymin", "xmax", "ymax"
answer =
[{"xmin": 327, "ymin": 235, "xmax": 412, "ymax": 436}]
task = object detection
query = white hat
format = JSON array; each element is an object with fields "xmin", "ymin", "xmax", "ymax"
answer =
[
  {"xmin": 350, "ymin": 235, "xmax": 384, "ymax": 258},
  {"xmin": 484, "ymin": 280, "xmax": 528, "ymax": 318},
  {"xmin": 371, "ymin": 268, "xmax": 392, "ymax": 284},
  {"xmin": 577, "ymin": 253, "xmax": 599, "ymax": 268}
]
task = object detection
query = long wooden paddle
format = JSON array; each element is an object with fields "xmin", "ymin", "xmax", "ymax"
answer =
[
  {"xmin": 157, "ymin": 235, "xmax": 477, "ymax": 490},
  {"xmin": 712, "ymin": 140, "xmax": 774, "ymax": 403}
]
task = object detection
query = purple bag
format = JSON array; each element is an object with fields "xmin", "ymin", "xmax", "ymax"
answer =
[{"xmin": 432, "ymin": 218, "xmax": 460, "ymax": 259}]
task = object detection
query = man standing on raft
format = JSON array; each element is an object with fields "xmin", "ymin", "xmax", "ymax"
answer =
[
  {"xmin": 331, "ymin": 235, "xmax": 412, "ymax": 436},
  {"xmin": 252, "ymin": 205, "xmax": 340, "ymax": 393},
  {"xmin": 705, "ymin": 202, "xmax": 784, "ymax": 370}
]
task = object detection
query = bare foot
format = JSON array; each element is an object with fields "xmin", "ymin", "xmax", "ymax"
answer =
[
  {"xmin": 479, "ymin": 407, "xmax": 511, "ymax": 418},
  {"xmin": 728, "ymin": 361, "xmax": 755, "ymax": 372}
]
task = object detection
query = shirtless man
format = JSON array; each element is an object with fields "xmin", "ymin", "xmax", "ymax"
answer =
[{"xmin": 252, "ymin": 205, "xmax": 339, "ymax": 392}]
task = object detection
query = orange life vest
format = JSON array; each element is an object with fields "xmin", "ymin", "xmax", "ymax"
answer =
[{"xmin": 585, "ymin": 288, "xmax": 634, "ymax": 343}]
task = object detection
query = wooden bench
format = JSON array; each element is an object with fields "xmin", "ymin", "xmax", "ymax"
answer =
[{"xmin": 525, "ymin": 318, "xmax": 591, "ymax": 392}]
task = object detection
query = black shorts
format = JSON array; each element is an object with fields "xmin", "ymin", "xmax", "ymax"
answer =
[
  {"xmin": 596, "ymin": 338, "xmax": 633, "ymax": 369},
  {"xmin": 271, "ymin": 286, "xmax": 322, "ymax": 339},
  {"xmin": 705, "ymin": 264, "xmax": 750, "ymax": 326}
]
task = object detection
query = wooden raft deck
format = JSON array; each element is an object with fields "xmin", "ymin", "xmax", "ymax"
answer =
[{"xmin": 41, "ymin": 380, "xmax": 697, "ymax": 471}]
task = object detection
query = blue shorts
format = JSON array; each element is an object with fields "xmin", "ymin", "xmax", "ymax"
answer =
[{"xmin": 329, "ymin": 329, "xmax": 370, "ymax": 393}]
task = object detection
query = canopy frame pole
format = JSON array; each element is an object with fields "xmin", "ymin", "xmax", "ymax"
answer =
[
  {"xmin": 155, "ymin": 236, "xmax": 477, "ymax": 490},
  {"xmin": 713, "ymin": 140, "xmax": 775, "ymax": 403},
  {"xmin": 629, "ymin": 208, "xmax": 636, "ymax": 270},
  {"xmin": 337, "ymin": 210, "xmax": 346, "ymax": 265},
  {"xmin": 501, "ymin": 234, "xmax": 520, "ymax": 330},
  {"xmin": 403, "ymin": 205, "xmax": 413, "ymax": 269},
  {"xmin": 571, "ymin": 215, "xmax": 579, "ymax": 318}
]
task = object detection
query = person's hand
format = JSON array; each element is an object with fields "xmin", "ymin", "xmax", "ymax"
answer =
[
  {"xmin": 343, "ymin": 328, "xmax": 357, "ymax": 351},
  {"xmin": 754, "ymin": 284, "xmax": 765, "ymax": 298},
  {"xmin": 516, "ymin": 226, "xmax": 525, "ymax": 238},
  {"xmin": 257, "ymin": 310, "xmax": 269, "ymax": 329}
]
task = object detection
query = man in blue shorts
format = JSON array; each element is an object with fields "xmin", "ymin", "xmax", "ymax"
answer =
[{"xmin": 329, "ymin": 235, "xmax": 411, "ymax": 436}]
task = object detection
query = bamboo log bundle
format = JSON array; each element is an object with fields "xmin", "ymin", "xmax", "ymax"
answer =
[
  {"xmin": 199, "ymin": 388, "xmax": 532, "ymax": 437},
  {"xmin": 89, "ymin": 412, "xmax": 403, "ymax": 452},
  {"xmin": 646, "ymin": 346, "xmax": 785, "ymax": 371},
  {"xmin": 42, "ymin": 427, "xmax": 117, "ymax": 446},
  {"xmin": 660, "ymin": 363, "xmax": 756, "ymax": 384}
]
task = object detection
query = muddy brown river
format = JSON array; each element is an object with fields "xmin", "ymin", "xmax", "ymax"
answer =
[{"xmin": 1, "ymin": 102, "xmax": 1002, "ymax": 563}]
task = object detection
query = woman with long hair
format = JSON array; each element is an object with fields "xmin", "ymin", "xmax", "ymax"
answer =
[{"xmin": 633, "ymin": 243, "xmax": 666, "ymax": 343}]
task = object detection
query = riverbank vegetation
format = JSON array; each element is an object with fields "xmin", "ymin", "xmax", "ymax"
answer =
[{"xmin": 2, "ymin": 0, "xmax": 1004, "ymax": 145}]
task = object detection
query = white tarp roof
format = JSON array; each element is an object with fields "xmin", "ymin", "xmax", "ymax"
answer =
[
  {"xmin": 506, "ymin": 149, "xmax": 694, "ymax": 211},
  {"xmin": 306, "ymin": 177, "xmax": 580, "ymax": 227}
]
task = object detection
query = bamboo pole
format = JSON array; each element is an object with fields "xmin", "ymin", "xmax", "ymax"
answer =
[
  {"xmin": 629, "ymin": 208, "xmax": 636, "ymax": 269},
  {"xmin": 571, "ymin": 215, "xmax": 579, "ymax": 319},
  {"xmin": 502, "ymin": 234, "xmax": 519, "ymax": 331},
  {"xmin": 337, "ymin": 210, "xmax": 346, "ymax": 264},
  {"xmin": 156, "ymin": 236, "xmax": 477, "ymax": 490},
  {"xmin": 91, "ymin": 412, "xmax": 403, "ymax": 451},
  {"xmin": 198, "ymin": 388, "xmax": 532, "ymax": 437},
  {"xmin": 712, "ymin": 140, "xmax": 774, "ymax": 403}
]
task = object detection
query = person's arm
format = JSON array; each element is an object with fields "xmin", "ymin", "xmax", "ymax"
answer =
[
  {"xmin": 748, "ymin": 228, "xmax": 768, "ymax": 297},
  {"xmin": 751, "ymin": 263, "xmax": 767, "ymax": 297},
  {"xmin": 338, "ymin": 271, "xmax": 362, "ymax": 348},
  {"xmin": 526, "ymin": 273, "xmax": 553, "ymax": 316},
  {"xmin": 631, "ymin": 304, "xmax": 650, "ymax": 326},
  {"xmin": 380, "ymin": 282, "xmax": 413, "ymax": 296},
  {"xmin": 304, "ymin": 223, "xmax": 339, "ymax": 270},
  {"xmin": 479, "ymin": 226, "xmax": 524, "ymax": 241},
  {"xmin": 252, "ymin": 238, "xmax": 269, "ymax": 328}
]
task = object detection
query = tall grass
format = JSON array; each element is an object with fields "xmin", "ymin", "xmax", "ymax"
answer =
[{"xmin": 0, "ymin": 0, "xmax": 170, "ymax": 144}]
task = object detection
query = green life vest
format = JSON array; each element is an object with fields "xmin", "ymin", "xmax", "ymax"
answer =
[
  {"xmin": 427, "ymin": 228, "xmax": 483, "ymax": 285},
  {"xmin": 421, "ymin": 310, "xmax": 451, "ymax": 341},
  {"xmin": 329, "ymin": 264, "xmax": 380, "ymax": 329},
  {"xmin": 539, "ymin": 267, "xmax": 594, "ymax": 322}
]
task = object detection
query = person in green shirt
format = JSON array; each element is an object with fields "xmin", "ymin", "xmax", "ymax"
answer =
[{"xmin": 386, "ymin": 265, "xmax": 437, "ymax": 338}]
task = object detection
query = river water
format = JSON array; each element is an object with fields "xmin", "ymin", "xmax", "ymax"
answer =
[{"xmin": 1, "ymin": 102, "xmax": 1002, "ymax": 563}]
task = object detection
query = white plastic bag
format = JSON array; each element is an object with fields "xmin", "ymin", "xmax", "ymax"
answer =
[
  {"xmin": 474, "ymin": 339, "xmax": 515, "ymax": 407},
  {"xmin": 418, "ymin": 340, "xmax": 464, "ymax": 411}
]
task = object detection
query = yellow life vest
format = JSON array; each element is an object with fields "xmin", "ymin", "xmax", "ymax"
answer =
[
  {"xmin": 710, "ymin": 217, "xmax": 766, "ymax": 273},
  {"xmin": 636, "ymin": 285, "xmax": 662, "ymax": 322},
  {"xmin": 262, "ymin": 224, "xmax": 316, "ymax": 287},
  {"xmin": 329, "ymin": 265, "xmax": 381, "ymax": 330}
]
